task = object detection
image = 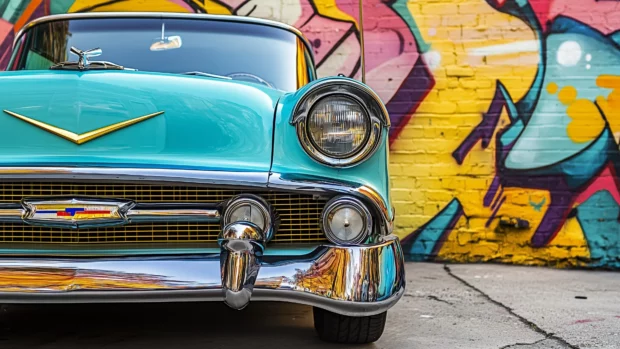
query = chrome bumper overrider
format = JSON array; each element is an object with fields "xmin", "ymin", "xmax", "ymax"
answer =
[{"xmin": 0, "ymin": 235, "xmax": 405, "ymax": 316}]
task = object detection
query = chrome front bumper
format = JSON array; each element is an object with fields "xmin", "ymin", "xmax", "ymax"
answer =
[{"xmin": 0, "ymin": 235, "xmax": 405, "ymax": 316}]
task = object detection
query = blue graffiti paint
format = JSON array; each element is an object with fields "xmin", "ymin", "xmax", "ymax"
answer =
[
  {"xmin": 401, "ymin": 199, "xmax": 464, "ymax": 261},
  {"xmin": 528, "ymin": 196, "xmax": 546, "ymax": 212},
  {"xmin": 576, "ymin": 190, "xmax": 620, "ymax": 268}
]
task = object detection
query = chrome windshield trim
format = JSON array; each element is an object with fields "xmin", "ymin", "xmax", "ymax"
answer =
[{"xmin": 14, "ymin": 12, "xmax": 315, "ymax": 66}]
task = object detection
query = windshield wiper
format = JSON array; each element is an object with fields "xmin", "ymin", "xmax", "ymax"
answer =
[{"xmin": 180, "ymin": 71, "xmax": 231, "ymax": 80}]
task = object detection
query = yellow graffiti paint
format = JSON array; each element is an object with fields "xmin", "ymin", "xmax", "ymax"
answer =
[
  {"xmin": 558, "ymin": 86, "xmax": 577, "ymax": 105},
  {"xmin": 547, "ymin": 82, "xmax": 558, "ymax": 94},
  {"xmin": 566, "ymin": 99, "xmax": 606, "ymax": 143},
  {"xmin": 314, "ymin": 0, "xmax": 357, "ymax": 28},
  {"xmin": 394, "ymin": 0, "xmax": 591, "ymax": 265},
  {"xmin": 69, "ymin": 0, "xmax": 192, "ymax": 12},
  {"xmin": 548, "ymin": 85, "xmax": 605, "ymax": 143},
  {"xmin": 190, "ymin": 0, "xmax": 232, "ymax": 14},
  {"xmin": 596, "ymin": 75, "xmax": 620, "ymax": 139}
]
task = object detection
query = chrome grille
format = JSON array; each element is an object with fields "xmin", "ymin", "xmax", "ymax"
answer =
[{"xmin": 0, "ymin": 182, "xmax": 328, "ymax": 244}]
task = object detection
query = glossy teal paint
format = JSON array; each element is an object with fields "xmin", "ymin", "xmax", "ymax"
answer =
[
  {"xmin": 272, "ymin": 77, "xmax": 393, "ymax": 219},
  {"xmin": 0, "ymin": 70, "xmax": 283, "ymax": 173},
  {"xmin": 0, "ymin": 70, "xmax": 392, "ymax": 255}
]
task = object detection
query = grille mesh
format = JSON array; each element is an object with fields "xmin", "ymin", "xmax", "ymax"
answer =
[{"xmin": 0, "ymin": 182, "xmax": 327, "ymax": 244}]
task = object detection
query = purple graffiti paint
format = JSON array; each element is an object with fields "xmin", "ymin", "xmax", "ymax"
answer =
[{"xmin": 387, "ymin": 56, "xmax": 434, "ymax": 143}]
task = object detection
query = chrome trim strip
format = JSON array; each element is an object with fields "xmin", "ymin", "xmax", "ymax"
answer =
[
  {"xmin": 13, "ymin": 12, "xmax": 315, "ymax": 66},
  {"xmin": 0, "ymin": 289, "xmax": 404, "ymax": 316},
  {"xmin": 0, "ymin": 288, "xmax": 405, "ymax": 316},
  {"xmin": 268, "ymin": 173, "xmax": 394, "ymax": 229},
  {"xmin": 0, "ymin": 235, "xmax": 405, "ymax": 316},
  {"xmin": 0, "ymin": 207, "xmax": 220, "ymax": 225},
  {"xmin": 0, "ymin": 167, "xmax": 269, "ymax": 187},
  {"xmin": 0, "ymin": 167, "xmax": 392, "ymax": 231},
  {"xmin": 127, "ymin": 209, "xmax": 220, "ymax": 222},
  {"xmin": 0, "ymin": 208, "xmax": 24, "ymax": 222}
]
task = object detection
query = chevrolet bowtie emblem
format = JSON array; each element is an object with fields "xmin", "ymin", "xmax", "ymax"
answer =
[
  {"xmin": 3, "ymin": 110, "xmax": 164, "ymax": 145},
  {"xmin": 22, "ymin": 198, "xmax": 134, "ymax": 229}
]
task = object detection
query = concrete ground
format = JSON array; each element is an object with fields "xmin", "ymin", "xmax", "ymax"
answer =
[{"xmin": 0, "ymin": 263, "xmax": 618, "ymax": 349}]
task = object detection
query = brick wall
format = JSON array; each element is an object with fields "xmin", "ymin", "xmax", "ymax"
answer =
[{"xmin": 1, "ymin": 0, "xmax": 618, "ymax": 268}]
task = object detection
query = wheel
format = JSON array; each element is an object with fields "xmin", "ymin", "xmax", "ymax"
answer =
[{"xmin": 312, "ymin": 307, "xmax": 387, "ymax": 344}]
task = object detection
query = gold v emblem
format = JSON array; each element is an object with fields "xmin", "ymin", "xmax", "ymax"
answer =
[{"xmin": 3, "ymin": 110, "xmax": 164, "ymax": 145}]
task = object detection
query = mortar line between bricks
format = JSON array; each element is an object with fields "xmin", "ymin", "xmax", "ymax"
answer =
[{"xmin": 443, "ymin": 265, "xmax": 579, "ymax": 349}]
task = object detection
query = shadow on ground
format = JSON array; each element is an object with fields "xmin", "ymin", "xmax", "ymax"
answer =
[{"xmin": 0, "ymin": 302, "xmax": 366, "ymax": 349}]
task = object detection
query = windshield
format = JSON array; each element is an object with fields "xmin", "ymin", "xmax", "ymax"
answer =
[{"xmin": 8, "ymin": 17, "xmax": 311, "ymax": 91}]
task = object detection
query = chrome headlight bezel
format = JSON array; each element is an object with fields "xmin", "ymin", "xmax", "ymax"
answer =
[
  {"xmin": 321, "ymin": 196, "xmax": 373, "ymax": 245},
  {"xmin": 291, "ymin": 79, "xmax": 390, "ymax": 167},
  {"xmin": 222, "ymin": 195, "xmax": 273, "ymax": 241}
]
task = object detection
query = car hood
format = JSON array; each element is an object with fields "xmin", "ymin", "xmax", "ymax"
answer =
[{"xmin": 0, "ymin": 70, "xmax": 284, "ymax": 173}]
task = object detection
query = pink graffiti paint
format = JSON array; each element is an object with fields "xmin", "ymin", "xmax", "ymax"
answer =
[
  {"xmin": 574, "ymin": 165, "xmax": 620, "ymax": 207},
  {"xmin": 572, "ymin": 318, "xmax": 604, "ymax": 325},
  {"xmin": 332, "ymin": 0, "xmax": 419, "ymax": 71},
  {"xmin": 0, "ymin": 19, "xmax": 14, "ymax": 69},
  {"xmin": 0, "ymin": 19, "xmax": 10, "ymax": 37},
  {"xmin": 549, "ymin": 0, "xmax": 620, "ymax": 34},
  {"xmin": 488, "ymin": 0, "xmax": 620, "ymax": 33}
]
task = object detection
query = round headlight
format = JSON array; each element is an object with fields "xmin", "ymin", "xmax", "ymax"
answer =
[
  {"xmin": 322, "ymin": 196, "xmax": 372, "ymax": 245},
  {"xmin": 307, "ymin": 95, "xmax": 369, "ymax": 158},
  {"xmin": 224, "ymin": 196, "xmax": 270, "ymax": 232}
]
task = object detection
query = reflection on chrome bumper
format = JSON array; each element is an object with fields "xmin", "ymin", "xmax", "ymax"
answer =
[{"xmin": 0, "ymin": 236, "xmax": 405, "ymax": 316}]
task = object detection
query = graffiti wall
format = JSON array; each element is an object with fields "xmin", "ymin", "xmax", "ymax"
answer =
[{"xmin": 0, "ymin": 0, "xmax": 618, "ymax": 268}]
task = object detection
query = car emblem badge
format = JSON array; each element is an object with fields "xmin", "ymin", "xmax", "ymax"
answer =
[
  {"xmin": 3, "ymin": 110, "xmax": 164, "ymax": 145},
  {"xmin": 22, "ymin": 198, "xmax": 134, "ymax": 229}
]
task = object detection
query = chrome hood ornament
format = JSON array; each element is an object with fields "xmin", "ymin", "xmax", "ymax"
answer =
[
  {"xmin": 70, "ymin": 46, "xmax": 102, "ymax": 69},
  {"xmin": 50, "ymin": 46, "xmax": 126, "ymax": 71},
  {"xmin": 21, "ymin": 198, "xmax": 134, "ymax": 229}
]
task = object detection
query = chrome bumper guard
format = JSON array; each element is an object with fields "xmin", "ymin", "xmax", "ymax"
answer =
[{"xmin": 0, "ymin": 234, "xmax": 405, "ymax": 316}]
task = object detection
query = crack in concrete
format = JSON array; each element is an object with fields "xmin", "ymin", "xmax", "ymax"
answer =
[
  {"xmin": 499, "ymin": 338, "xmax": 549, "ymax": 348},
  {"xmin": 443, "ymin": 265, "xmax": 579, "ymax": 349},
  {"xmin": 405, "ymin": 293, "xmax": 455, "ymax": 306},
  {"xmin": 426, "ymin": 295, "xmax": 454, "ymax": 306}
]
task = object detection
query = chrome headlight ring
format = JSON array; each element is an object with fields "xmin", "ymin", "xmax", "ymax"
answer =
[
  {"xmin": 222, "ymin": 194, "xmax": 275, "ymax": 241},
  {"xmin": 291, "ymin": 79, "xmax": 390, "ymax": 168},
  {"xmin": 321, "ymin": 196, "xmax": 373, "ymax": 245}
]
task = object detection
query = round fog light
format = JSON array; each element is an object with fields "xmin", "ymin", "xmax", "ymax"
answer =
[
  {"xmin": 322, "ymin": 196, "xmax": 372, "ymax": 245},
  {"xmin": 224, "ymin": 196, "xmax": 270, "ymax": 232}
]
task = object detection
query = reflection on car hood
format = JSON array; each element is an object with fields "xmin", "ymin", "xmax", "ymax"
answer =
[{"xmin": 0, "ymin": 70, "xmax": 284, "ymax": 173}]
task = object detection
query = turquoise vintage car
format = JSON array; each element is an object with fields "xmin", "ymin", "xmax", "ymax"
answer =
[{"xmin": 0, "ymin": 12, "xmax": 404, "ymax": 343}]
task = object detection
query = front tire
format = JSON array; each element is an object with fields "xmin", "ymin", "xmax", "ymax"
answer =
[{"xmin": 312, "ymin": 307, "xmax": 387, "ymax": 344}]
